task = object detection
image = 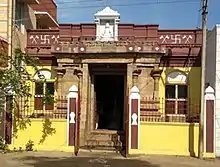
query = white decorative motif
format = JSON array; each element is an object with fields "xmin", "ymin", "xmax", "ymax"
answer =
[
  {"xmin": 69, "ymin": 85, "xmax": 78, "ymax": 93},
  {"xmin": 34, "ymin": 69, "xmax": 52, "ymax": 80},
  {"xmin": 155, "ymin": 47, "xmax": 160, "ymax": 51},
  {"xmin": 131, "ymin": 113, "xmax": 138, "ymax": 125},
  {"xmin": 29, "ymin": 35, "xmax": 59, "ymax": 45},
  {"xmin": 52, "ymin": 35, "xmax": 59, "ymax": 44},
  {"xmin": 160, "ymin": 35, "xmax": 169, "ymax": 44},
  {"xmin": 205, "ymin": 86, "xmax": 215, "ymax": 100},
  {"xmin": 101, "ymin": 22, "xmax": 113, "ymax": 41},
  {"xmin": 129, "ymin": 46, "xmax": 133, "ymax": 51},
  {"xmin": 29, "ymin": 35, "xmax": 39, "ymax": 44},
  {"xmin": 40, "ymin": 35, "xmax": 50, "ymax": 44},
  {"xmin": 69, "ymin": 112, "xmax": 76, "ymax": 124},
  {"xmin": 160, "ymin": 34, "xmax": 193, "ymax": 44},
  {"xmin": 80, "ymin": 47, "xmax": 85, "ymax": 51},
  {"xmin": 166, "ymin": 71, "xmax": 187, "ymax": 84},
  {"xmin": 130, "ymin": 86, "xmax": 140, "ymax": 99},
  {"xmin": 137, "ymin": 46, "xmax": 142, "ymax": 51},
  {"xmin": 182, "ymin": 35, "xmax": 193, "ymax": 44},
  {"xmin": 95, "ymin": 6, "xmax": 120, "ymax": 16}
]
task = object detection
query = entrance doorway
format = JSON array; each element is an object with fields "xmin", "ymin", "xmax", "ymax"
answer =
[{"xmin": 94, "ymin": 74, "xmax": 125, "ymax": 130}]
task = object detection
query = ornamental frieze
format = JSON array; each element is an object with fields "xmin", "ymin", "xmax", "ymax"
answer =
[{"xmin": 51, "ymin": 41, "xmax": 166, "ymax": 54}]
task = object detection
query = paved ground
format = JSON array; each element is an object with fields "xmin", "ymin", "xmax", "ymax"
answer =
[{"xmin": 0, "ymin": 151, "xmax": 220, "ymax": 167}]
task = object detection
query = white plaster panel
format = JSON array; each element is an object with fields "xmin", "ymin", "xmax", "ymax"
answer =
[
  {"xmin": 34, "ymin": 70, "xmax": 52, "ymax": 80},
  {"xmin": 166, "ymin": 71, "xmax": 187, "ymax": 84},
  {"xmin": 217, "ymin": 51, "xmax": 220, "ymax": 62},
  {"xmin": 206, "ymin": 27, "xmax": 217, "ymax": 89},
  {"xmin": 216, "ymin": 105, "xmax": 220, "ymax": 157},
  {"xmin": 216, "ymin": 61, "xmax": 220, "ymax": 71}
]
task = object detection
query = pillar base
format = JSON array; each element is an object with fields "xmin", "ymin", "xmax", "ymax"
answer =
[{"xmin": 203, "ymin": 152, "xmax": 216, "ymax": 159}]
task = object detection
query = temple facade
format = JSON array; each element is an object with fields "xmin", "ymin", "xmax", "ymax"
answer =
[{"xmin": 9, "ymin": 6, "xmax": 215, "ymax": 157}]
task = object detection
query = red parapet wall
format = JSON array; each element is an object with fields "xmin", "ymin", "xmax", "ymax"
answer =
[{"xmin": 27, "ymin": 29, "xmax": 59, "ymax": 47}]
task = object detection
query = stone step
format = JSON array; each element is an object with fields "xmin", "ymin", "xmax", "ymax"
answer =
[
  {"xmin": 84, "ymin": 140, "xmax": 125, "ymax": 152},
  {"xmin": 86, "ymin": 139, "xmax": 123, "ymax": 146},
  {"xmin": 87, "ymin": 130, "xmax": 125, "ymax": 141},
  {"xmin": 87, "ymin": 133, "xmax": 121, "ymax": 141}
]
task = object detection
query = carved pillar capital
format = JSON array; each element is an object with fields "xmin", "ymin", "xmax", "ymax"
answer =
[
  {"xmin": 74, "ymin": 69, "xmax": 83, "ymax": 79},
  {"xmin": 132, "ymin": 68, "xmax": 141, "ymax": 86},
  {"xmin": 55, "ymin": 67, "xmax": 66, "ymax": 78}
]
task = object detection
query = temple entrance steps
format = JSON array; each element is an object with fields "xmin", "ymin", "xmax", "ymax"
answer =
[{"xmin": 82, "ymin": 130, "xmax": 125, "ymax": 152}]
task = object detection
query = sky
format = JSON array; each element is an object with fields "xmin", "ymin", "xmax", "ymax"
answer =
[{"xmin": 54, "ymin": 0, "xmax": 220, "ymax": 30}]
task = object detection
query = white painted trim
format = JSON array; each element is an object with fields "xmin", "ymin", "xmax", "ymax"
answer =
[
  {"xmin": 67, "ymin": 85, "xmax": 78, "ymax": 146},
  {"xmin": 129, "ymin": 86, "xmax": 140, "ymax": 150},
  {"xmin": 0, "ymin": 4, "xmax": 8, "ymax": 7},
  {"xmin": 34, "ymin": 11, "xmax": 59, "ymax": 27}
]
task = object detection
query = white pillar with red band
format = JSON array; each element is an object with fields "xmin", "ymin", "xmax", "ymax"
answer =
[
  {"xmin": 204, "ymin": 86, "xmax": 216, "ymax": 156},
  {"xmin": 67, "ymin": 85, "xmax": 78, "ymax": 146},
  {"xmin": 129, "ymin": 86, "xmax": 140, "ymax": 150}
]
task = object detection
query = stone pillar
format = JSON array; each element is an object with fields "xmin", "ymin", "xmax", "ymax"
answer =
[
  {"xmin": 151, "ymin": 66, "xmax": 162, "ymax": 99},
  {"xmin": 76, "ymin": 67, "xmax": 86, "ymax": 146},
  {"xmin": 153, "ymin": 76, "xmax": 160, "ymax": 98},
  {"xmin": 127, "ymin": 64, "xmax": 133, "ymax": 90},
  {"xmin": 62, "ymin": 68, "xmax": 79, "ymax": 96},
  {"xmin": 132, "ymin": 73, "xmax": 138, "ymax": 86},
  {"xmin": 204, "ymin": 86, "xmax": 216, "ymax": 158},
  {"xmin": 129, "ymin": 86, "xmax": 140, "ymax": 152},
  {"xmin": 56, "ymin": 68, "xmax": 65, "ymax": 97}
]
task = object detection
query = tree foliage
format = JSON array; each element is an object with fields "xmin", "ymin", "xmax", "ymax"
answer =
[{"xmin": 0, "ymin": 48, "xmax": 40, "ymax": 96}]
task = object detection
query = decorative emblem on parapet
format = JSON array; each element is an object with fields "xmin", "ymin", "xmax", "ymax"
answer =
[
  {"xmin": 29, "ymin": 34, "xmax": 59, "ymax": 45},
  {"xmin": 159, "ymin": 34, "xmax": 194, "ymax": 44},
  {"xmin": 126, "ymin": 43, "xmax": 135, "ymax": 52},
  {"xmin": 51, "ymin": 40, "xmax": 166, "ymax": 54},
  {"xmin": 152, "ymin": 43, "xmax": 161, "ymax": 52},
  {"xmin": 78, "ymin": 44, "xmax": 86, "ymax": 53},
  {"xmin": 52, "ymin": 43, "xmax": 74, "ymax": 53},
  {"xmin": 137, "ymin": 45, "xmax": 143, "ymax": 52}
]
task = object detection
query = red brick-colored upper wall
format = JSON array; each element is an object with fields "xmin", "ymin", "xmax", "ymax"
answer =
[
  {"xmin": 58, "ymin": 23, "xmax": 159, "ymax": 41},
  {"xmin": 31, "ymin": 0, "xmax": 57, "ymax": 20},
  {"xmin": 58, "ymin": 23, "xmax": 202, "ymax": 45},
  {"xmin": 27, "ymin": 24, "xmax": 202, "ymax": 48}
]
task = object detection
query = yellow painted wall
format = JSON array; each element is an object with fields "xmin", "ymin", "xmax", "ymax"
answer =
[
  {"xmin": 158, "ymin": 67, "xmax": 201, "ymax": 113},
  {"xmin": 130, "ymin": 122, "xmax": 199, "ymax": 156},
  {"xmin": 23, "ymin": 66, "xmax": 57, "ymax": 116},
  {"xmin": 10, "ymin": 119, "xmax": 74, "ymax": 152}
]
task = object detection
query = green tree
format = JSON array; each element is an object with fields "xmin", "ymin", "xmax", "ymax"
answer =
[
  {"xmin": 0, "ymin": 48, "xmax": 54, "ymax": 113},
  {"xmin": 0, "ymin": 48, "xmax": 39, "ymax": 96}
]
